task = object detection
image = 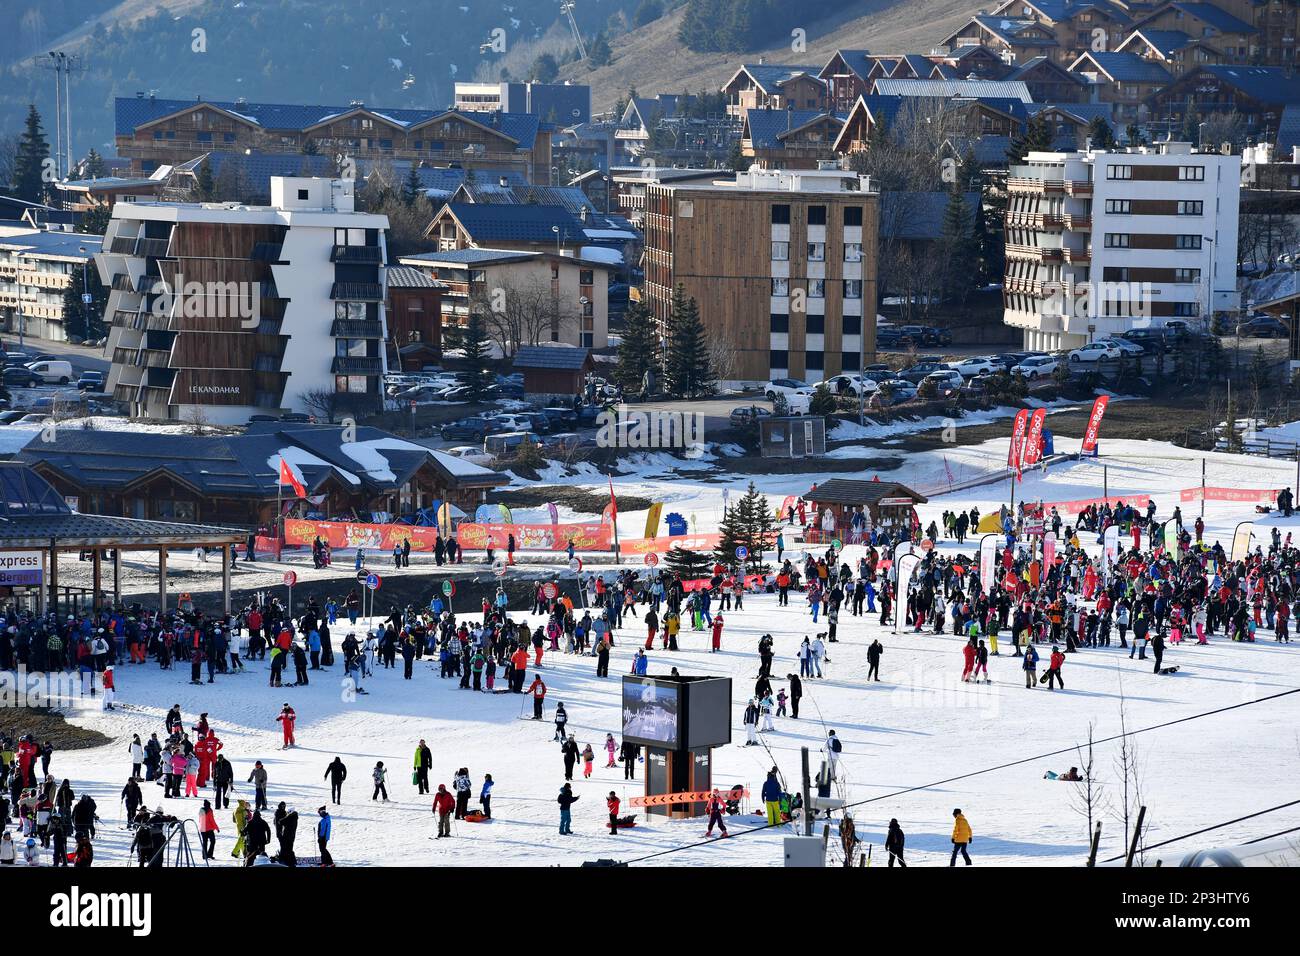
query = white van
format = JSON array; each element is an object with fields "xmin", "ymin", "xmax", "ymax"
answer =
[{"xmin": 26, "ymin": 359, "xmax": 73, "ymax": 385}]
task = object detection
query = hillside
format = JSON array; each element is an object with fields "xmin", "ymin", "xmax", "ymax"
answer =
[{"xmin": 562, "ymin": 0, "xmax": 980, "ymax": 113}]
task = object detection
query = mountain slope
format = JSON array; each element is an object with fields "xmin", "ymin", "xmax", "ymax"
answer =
[{"xmin": 561, "ymin": 0, "xmax": 980, "ymax": 112}]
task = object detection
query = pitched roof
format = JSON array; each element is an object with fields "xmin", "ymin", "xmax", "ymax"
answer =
[
  {"xmin": 969, "ymin": 15, "xmax": 1061, "ymax": 47},
  {"xmin": 1119, "ymin": 28, "xmax": 1196, "ymax": 57},
  {"xmin": 1277, "ymin": 103, "xmax": 1300, "ymax": 154},
  {"xmin": 943, "ymin": 135, "xmax": 1015, "ymax": 165},
  {"xmin": 872, "ymin": 78, "xmax": 1033, "ymax": 102},
  {"xmin": 1155, "ymin": 2, "xmax": 1256, "ymax": 34},
  {"xmin": 806, "ymin": 478, "xmax": 928, "ymax": 505},
  {"xmin": 441, "ymin": 202, "xmax": 581, "ymax": 243},
  {"xmin": 385, "ymin": 266, "xmax": 446, "ymax": 289},
  {"xmin": 1185, "ymin": 66, "xmax": 1300, "ymax": 104},
  {"xmin": 744, "ymin": 109, "xmax": 845, "ymax": 149},
  {"xmin": 1070, "ymin": 51, "xmax": 1173, "ymax": 84},
  {"xmin": 401, "ymin": 248, "xmax": 538, "ymax": 266},
  {"xmin": 820, "ymin": 49, "xmax": 874, "ymax": 81},
  {"xmin": 512, "ymin": 346, "xmax": 592, "ymax": 370},
  {"xmin": 1005, "ymin": 56, "xmax": 1086, "ymax": 85},
  {"xmin": 114, "ymin": 98, "xmax": 541, "ymax": 149},
  {"xmin": 725, "ymin": 64, "xmax": 825, "ymax": 94}
]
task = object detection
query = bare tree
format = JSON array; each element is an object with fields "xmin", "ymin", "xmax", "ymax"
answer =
[
  {"xmin": 0, "ymin": 133, "xmax": 19, "ymax": 190},
  {"xmin": 1112, "ymin": 682, "xmax": 1146, "ymax": 861},
  {"xmin": 470, "ymin": 275, "xmax": 579, "ymax": 358},
  {"xmin": 1068, "ymin": 721, "xmax": 1112, "ymax": 851},
  {"xmin": 299, "ymin": 388, "xmax": 342, "ymax": 423}
]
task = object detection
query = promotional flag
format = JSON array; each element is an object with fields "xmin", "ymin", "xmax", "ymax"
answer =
[
  {"xmin": 475, "ymin": 504, "xmax": 494, "ymax": 523},
  {"xmin": 1102, "ymin": 524, "xmax": 1120, "ymax": 570},
  {"xmin": 1164, "ymin": 519, "xmax": 1179, "ymax": 554},
  {"xmin": 1009, "ymin": 409, "xmax": 1030, "ymax": 479},
  {"xmin": 1023, "ymin": 408, "xmax": 1048, "ymax": 466},
  {"xmin": 1043, "ymin": 536, "xmax": 1056, "ymax": 568},
  {"xmin": 608, "ymin": 479, "xmax": 618, "ymax": 523},
  {"xmin": 1081, "ymin": 395, "xmax": 1110, "ymax": 454},
  {"xmin": 278, "ymin": 457, "xmax": 307, "ymax": 498},
  {"xmin": 1230, "ymin": 521, "xmax": 1253, "ymax": 562},
  {"xmin": 644, "ymin": 501, "xmax": 663, "ymax": 539},
  {"xmin": 547, "ymin": 502, "xmax": 559, "ymax": 526},
  {"xmin": 499, "ymin": 504, "xmax": 513, "ymax": 524},
  {"xmin": 979, "ymin": 534, "xmax": 998, "ymax": 592}
]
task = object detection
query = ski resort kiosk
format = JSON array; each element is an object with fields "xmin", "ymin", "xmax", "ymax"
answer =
[{"xmin": 621, "ymin": 674, "xmax": 732, "ymax": 818}]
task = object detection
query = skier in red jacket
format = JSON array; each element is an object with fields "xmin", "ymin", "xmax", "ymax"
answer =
[
  {"xmin": 606, "ymin": 791, "xmax": 621, "ymax": 835},
  {"xmin": 433, "ymin": 784, "xmax": 455, "ymax": 838},
  {"xmin": 16, "ymin": 736, "xmax": 38, "ymax": 786},
  {"xmin": 195, "ymin": 732, "xmax": 222, "ymax": 788},
  {"xmin": 276, "ymin": 703, "xmax": 297, "ymax": 748},
  {"xmin": 961, "ymin": 640, "xmax": 976, "ymax": 682}
]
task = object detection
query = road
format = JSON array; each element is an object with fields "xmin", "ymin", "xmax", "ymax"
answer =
[{"xmin": 2, "ymin": 334, "xmax": 110, "ymax": 375}]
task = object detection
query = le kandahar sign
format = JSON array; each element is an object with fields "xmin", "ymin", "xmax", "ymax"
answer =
[{"xmin": 0, "ymin": 551, "xmax": 43, "ymax": 586}]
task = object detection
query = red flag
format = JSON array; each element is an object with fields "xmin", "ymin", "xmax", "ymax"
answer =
[
  {"xmin": 607, "ymin": 478, "xmax": 618, "ymax": 522},
  {"xmin": 1081, "ymin": 395, "xmax": 1110, "ymax": 453},
  {"xmin": 278, "ymin": 456, "xmax": 307, "ymax": 498},
  {"xmin": 1008, "ymin": 408, "xmax": 1030, "ymax": 476},
  {"xmin": 1023, "ymin": 408, "xmax": 1048, "ymax": 466}
]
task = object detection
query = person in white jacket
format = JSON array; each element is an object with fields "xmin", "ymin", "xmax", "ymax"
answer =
[
  {"xmin": 811, "ymin": 636, "xmax": 827, "ymax": 677},
  {"xmin": 129, "ymin": 735, "xmax": 145, "ymax": 779},
  {"xmin": 0, "ymin": 831, "xmax": 15, "ymax": 864}
]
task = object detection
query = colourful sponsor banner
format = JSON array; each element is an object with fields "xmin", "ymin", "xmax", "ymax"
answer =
[
  {"xmin": 457, "ymin": 522, "xmax": 610, "ymax": 551},
  {"xmin": 1043, "ymin": 494, "xmax": 1153, "ymax": 515},
  {"xmin": 285, "ymin": 519, "xmax": 442, "ymax": 552},
  {"xmin": 777, "ymin": 495, "xmax": 796, "ymax": 520},
  {"xmin": 1164, "ymin": 519, "xmax": 1180, "ymax": 553},
  {"xmin": 546, "ymin": 502, "xmax": 559, "ymax": 525},
  {"xmin": 1230, "ymin": 521, "xmax": 1254, "ymax": 562},
  {"xmin": 979, "ymin": 534, "xmax": 998, "ymax": 592},
  {"xmin": 1178, "ymin": 487, "xmax": 1280, "ymax": 504},
  {"xmin": 1102, "ymin": 524, "xmax": 1120, "ymax": 570},
  {"xmin": 643, "ymin": 502, "xmax": 664, "ymax": 539},
  {"xmin": 1022, "ymin": 408, "xmax": 1048, "ymax": 466},
  {"xmin": 620, "ymin": 533, "xmax": 722, "ymax": 557},
  {"xmin": 1008, "ymin": 409, "xmax": 1030, "ymax": 469},
  {"xmin": 680, "ymin": 573, "xmax": 766, "ymax": 592},
  {"xmin": 1081, "ymin": 395, "xmax": 1109, "ymax": 453}
]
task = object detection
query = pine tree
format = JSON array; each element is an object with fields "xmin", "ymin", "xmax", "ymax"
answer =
[
  {"xmin": 663, "ymin": 285, "xmax": 713, "ymax": 398},
  {"xmin": 1086, "ymin": 116, "xmax": 1115, "ymax": 150},
  {"xmin": 84, "ymin": 148, "xmax": 106, "ymax": 179},
  {"xmin": 194, "ymin": 157, "xmax": 215, "ymax": 201},
  {"xmin": 13, "ymin": 105, "xmax": 50, "ymax": 204},
  {"xmin": 588, "ymin": 31, "xmax": 612, "ymax": 67},
  {"xmin": 1006, "ymin": 115, "xmax": 1053, "ymax": 165},
  {"xmin": 458, "ymin": 311, "xmax": 494, "ymax": 399},
  {"xmin": 715, "ymin": 498, "xmax": 748, "ymax": 568},
  {"xmin": 939, "ymin": 187, "xmax": 979, "ymax": 305},
  {"xmin": 77, "ymin": 203, "xmax": 111, "ymax": 236},
  {"xmin": 63, "ymin": 262, "xmax": 107, "ymax": 341},
  {"xmin": 614, "ymin": 300, "xmax": 661, "ymax": 394},
  {"xmin": 714, "ymin": 482, "xmax": 777, "ymax": 571},
  {"xmin": 401, "ymin": 164, "xmax": 423, "ymax": 207},
  {"xmin": 663, "ymin": 545, "xmax": 712, "ymax": 579}
]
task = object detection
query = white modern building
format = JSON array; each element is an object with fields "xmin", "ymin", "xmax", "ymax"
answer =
[
  {"xmin": 0, "ymin": 228, "xmax": 102, "ymax": 343},
  {"xmin": 1003, "ymin": 140, "xmax": 1240, "ymax": 352},
  {"xmin": 98, "ymin": 177, "xmax": 389, "ymax": 424}
]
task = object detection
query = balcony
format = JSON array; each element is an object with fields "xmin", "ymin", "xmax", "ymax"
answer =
[
  {"xmin": 251, "ymin": 242, "xmax": 284, "ymax": 262},
  {"xmin": 330, "ymin": 282, "xmax": 384, "ymax": 301},
  {"xmin": 1063, "ymin": 246, "xmax": 1091, "ymax": 264},
  {"xmin": 1063, "ymin": 214, "xmax": 1091, "ymax": 231},
  {"xmin": 112, "ymin": 384, "xmax": 139, "ymax": 404},
  {"xmin": 330, "ymin": 318, "xmax": 384, "ymax": 338},
  {"xmin": 1005, "ymin": 244, "xmax": 1063, "ymax": 262},
  {"xmin": 134, "ymin": 237, "xmax": 171, "ymax": 259},
  {"xmin": 1007, "ymin": 177, "xmax": 1065, "ymax": 195},
  {"xmin": 107, "ymin": 236, "xmax": 138, "ymax": 255},
  {"xmin": 111, "ymin": 309, "xmax": 139, "ymax": 327},
  {"xmin": 112, "ymin": 347, "xmax": 140, "ymax": 366},
  {"xmin": 331, "ymin": 355, "xmax": 384, "ymax": 375},
  {"xmin": 330, "ymin": 245, "xmax": 383, "ymax": 264},
  {"xmin": 111, "ymin": 274, "xmax": 135, "ymax": 292},
  {"xmin": 1065, "ymin": 180, "xmax": 1092, "ymax": 196}
]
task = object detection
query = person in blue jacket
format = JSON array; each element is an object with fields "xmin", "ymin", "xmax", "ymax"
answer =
[
  {"xmin": 479, "ymin": 774, "xmax": 493, "ymax": 819},
  {"xmin": 1022, "ymin": 644, "xmax": 1039, "ymax": 688},
  {"xmin": 761, "ymin": 771, "xmax": 783, "ymax": 826},
  {"xmin": 316, "ymin": 807, "xmax": 334, "ymax": 866}
]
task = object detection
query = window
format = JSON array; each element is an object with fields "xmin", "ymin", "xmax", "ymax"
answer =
[
  {"xmin": 297, "ymin": 189, "xmax": 310, "ymax": 201},
  {"xmin": 771, "ymin": 204, "xmax": 791, "ymax": 224},
  {"xmin": 579, "ymin": 270, "xmax": 593, "ymax": 285},
  {"xmin": 808, "ymin": 279, "xmax": 825, "ymax": 298},
  {"xmin": 336, "ymin": 338, "xmax": 367, "ymax": 357},
  {"xmin": 1104, "ymin": 199, "xmax": 1131, "ymax": 214},
  {"xmin": 1173, "ymin": 267, "xmax": 1201, "ymax": 283},
  {"xmin": 1177, "ymin": 200, "xmax": 1203, "ymax": 215},
  {"xmin": 336, "ymin": 301, "xmax": 366, "ymax": 320},
  {"xmin": 1172, "ymin": 302, "xmax": 1199, "ymax": 316},
  {"xmin": 1178, "ymin": 166, "xmax": 1205, "ymax": 181},
  {"xmin": 805, "ymin": 350, "xmax": 824, "ymax": 371},
  {"xmin": 843, "ymin": 280, "xmax": 862, "ymax": 299},
  {"xmin": 678, "ymin": 199, "xmax": 694, "ymax": 218},
  {"xmin": 843, "ymin": 314, "xmax": 861, "ymax": 335},
  {"xmin": 196, "ymin": 132, "xmax": 212, "ymax": 143},
  {"xmin": 335, "ymin": 375, "xmax": 368, "ymax": 394},
  {"xmin": 807, "ymin": 242, "xmax": 825, "ymax": 261},
  {"xmin": 1175, "ymin": 234, "xmax": 1202, "ymax": 249},
  {"xmin": 807, "ymin": 205, "xmax": 827, "ymax": 226},
  {"xmin": 841, "ymin": 352, "xmax": 861, "ymax": 372},
  {"xmin": 807, "ymin": 314, "xmax": 825, "ymax": 334},
  {"xmin": 844, "ymin": 242, "xmax": 862, "ymax": 262},
  {"xmin": 772, "ymin": 278, "xmax": 789, "ymax": 296},
  {"xmin": 223, "ymin": 133, "xmax": 236, "ymax": 143},
  {"xmin": 769, "ymin": 313, "xmax": 789, "ymax": 333},
  {"xmin": 1104, "ymin": 233, "xmax": 1130, "ymax": 248},
  {"xmin": 771, "ymin": 241, "xmax": 789, "ymax": 261},
  {"xmin": 1107, "ymin": 164, "xmax": 1132, "ymax": 179},
  {"xmin": 844, "ymin": 207, "xmax": 863, "ymax": 227},
  {"xmin": 769, "ymin": 349, "xmax": 789, "ymax": 369}
]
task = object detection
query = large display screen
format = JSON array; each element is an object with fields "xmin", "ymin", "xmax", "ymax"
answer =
[
  {"xmin": 685, "ymin": 677, "xmax": 732, "ymax": 750},
  {"xmin": 622, "ymin": 678, "xmax": 680, "ymax": 749}
]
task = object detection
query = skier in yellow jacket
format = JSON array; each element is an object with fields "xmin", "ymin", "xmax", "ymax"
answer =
[{"xmin": 950, "ymin": 808, "xmax": 972, "ymax": 866}]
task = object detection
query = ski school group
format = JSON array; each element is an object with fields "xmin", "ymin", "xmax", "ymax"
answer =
[{"xmin": 0, "ymin": 475, "xmax": 1296, "ymax": 866}]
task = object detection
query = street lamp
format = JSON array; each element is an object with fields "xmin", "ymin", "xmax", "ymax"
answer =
[{"xmin": 77, "ymin": 245, "xmax": 91, "ymax": 341}]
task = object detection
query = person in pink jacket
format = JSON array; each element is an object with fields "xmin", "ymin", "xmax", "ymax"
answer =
[
  {"xmin": 604, "ymin": 733, "xmax": 617, "ymax": 768},
  {"xmin": 169, "ymin": 751, "xmax": 188, "ymax": 796}
]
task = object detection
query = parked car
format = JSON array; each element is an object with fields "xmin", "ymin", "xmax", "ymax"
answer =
[
  {"xmin": 990, "ymin": 352, "xmax": 1035, "ymax": 372},
  {"xmin": 764, "ymin": 378, "xmax": 814, "ymax": 401},
  {"xmin": 2, "ymin": 366, "xmax": 39, "ymax": 388},
  {"xmin": 901, "ymin": 325, "xmax": 953, "ymax": 347},
  {"xmin": 516, "ymin": 412, "xmax": 554, "ymax": 434},
  {"xmin": 946, "ymin": 357, "xmax": 999, "ymax": 378},
  {"xmin": 1067, "ymin": 342, "xmax": 1122, "ymax": 363},
  {"xmin": 542, "ymin": 407, "xmax": 580, "ymax": 430},
  {"xmin": 1120, "ymin": 328, "xmax": 1168, "ymax": 353},
  {"xmin": 1097, "ymin": 336, "xmax": 1143, "ymax": 356},
  {"xmin": 25, "ymin": 359, "xmax": 73, "ymax": 385},
  {"xmin": 278, "ymin": 412, "xmax": 314, "ymax": 423},
  {"xmin": 491, "ymin": 413, "xmax": 536, "ymax": 432},
  {"xmin": 1235, "ymin": 316, "xmax": 1289, "ymax": 338},
  {"xmin": 1011, "ymin": 355, "xmax": 1059, "ymax": 380},
  {"xmin": 874, "ymin": 327, "xmax": 911, "ymax": 349},
  {"xmin": 898, "ymin": 362, "xmax": 946, "ymax": 384},
  {"xmin": 77, "ymin": 371, "xmax": 105, "ymax": 391},
  {"xmin": 2, "ymin": 352, "xmax": 31, "ymax": 368},
  {"xmin": 483, "ymin": 430, "xmax": 543, "ymax": 457},
  {"xmin": 921, "ymin": 369, "xmax": 964, "ymax": 395},
  {"xmin": 823, "ymin": 374, "xmax": 877, "ymax": 396},
  {"xmin": 13, "ymin": 414, "xmax": 49, "ymax": 425},
  {"xmin": 862, "ymin": 363, "xmax": 893, "ymax": 376},
  {"xmin": 247, "ymin": 413, "xmax": 278, "ymax": 424},
  {"xmin": 869, "ymin": 379, "xmax": 919, "ymax": 408},
  {"xmin": 729, "ymin": 405, "xmax": 773, "ymax": 426},
  {"xmin": 0, "ymin": 410, "xmax": 27, "ymax": 425},
  {"xmin": 440, "ymin": 416, "xmax": 507, "ymax": 441}
]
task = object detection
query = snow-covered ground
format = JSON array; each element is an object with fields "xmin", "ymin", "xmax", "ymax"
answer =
[{"xmin": 31, "ymin": 435, "xmax": 1300, "ymax": 867}]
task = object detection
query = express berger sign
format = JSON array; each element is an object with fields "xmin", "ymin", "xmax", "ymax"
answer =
[{"xmin": 0, "ymin": 550, "xmax": 43, "ymax": 586}]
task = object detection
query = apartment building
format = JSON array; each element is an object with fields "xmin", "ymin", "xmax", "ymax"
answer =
[
  {"xmin": 1003, "ymin": 140, "xmax": 1240, "ymax": 351},
  {"xmin": 114, "ymin": 95, "xmax": 554, "ymax": 185},
  {"xmin": 453, "ymin": 81, "xmax": 591, "ymax": 124},
  {"xmin": 99, "ymin": 177, "xmax": 389, "ymax": 424},
  {"xmin": 399, "ymin": 248, "xmax": 613, "ymax": 350},
  {"xmin": 642, "ymin": 164, "xmax": 879, "ymax": 385},
  {"xmin": 0, "ymin": 228, "xmax": 102, "ymax": 342}
]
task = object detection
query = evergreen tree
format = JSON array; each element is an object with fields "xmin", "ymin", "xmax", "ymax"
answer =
[
  {"xmin": 194, "ymin": 156, "xmax": 216, "ymax": 201},
  {"xmin": 663, "ymin": 545, "xmax": 713, "ymax": 579},
  {"xmin": 939, "ymin": 187, "xmax": 979, "ymax": 304},
  {"xmin": 714, "ymin": 482, "xmax": 778, "ymax": 571},
  {"xmin": 1086, "ymin": 116, "xmax": 1115, "ymax": 150},
  {"xmin": 83, "ymin": 148, "xmax": 106, "ymax": 179},
  {"xmin": 614, "ymin": 300, "xmax": 661, "ymax": 394},
  {"xmin": 401, "ymin": 164, "xmax": 423, "ymax": 207},
  {"xmin": 458, "ymin": 311, "xmax": 494, "ymax": 399},
  {"xmin": 77, "ymin": 203, "xmax": 112, "ymax": 236},
  {"xmin": 13, "ymin": 105, "xmax": 50, "ymax": 204},
  {"xmin": 588, "ymin": 31, "xmax": 613, "ymax": 67},
  {"xmin": 63, "ymin": 262, "xmax": 107, "ymax": 341},
  {"xmin": 1006, "ymin": 115, "xmax": 1053, "ymax": 165},
  {"xmin": 663, "ymin": 284, "xmax": 713, "ymax": 398}
]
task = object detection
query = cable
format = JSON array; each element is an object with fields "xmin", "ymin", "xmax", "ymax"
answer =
[
  {"xmin": 1242, "ymin": 825, "xmax": 1300, "ymax": 846},
  {"xmin": 619, "ymin": 685, "xmax": 1300, "ymax": 866},
  {"xmin": 1098, "ymin": 799, "xmax": 1300, "ymax": 863}
]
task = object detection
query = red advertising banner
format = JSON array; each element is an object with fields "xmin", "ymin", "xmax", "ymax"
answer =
[
  {"xmin": 1081, "ymin": 395, "xmax": 1110, "ymax": 453},
  {"xmin": 1178, "ymin": 487, "xmax": 1280, "ymax": 504},
  {"xmin": 285, "ymin": 519, "xmax": 442, "ymax": 552},
  {"xmin": 1008, "ymin": 409, "xmax": 1030, "ymax": 468},
  {"xmin": 456, "ymin": 522, "xmax": 611, "ymax": 551},
  {"xmin": 1041, "ymin": 494, "xmax": 1152, "ymax": 515},
  {"xmin": 681, "ymin": 573, "xmax": 767, "ymax": 592},
  {"xmin": 620, "ymin": 533, "xmax": 723, "ymax": 557},
  {"xmin": 1022, "ymin": 408, "xmax": 1048, "ymax": 465}
]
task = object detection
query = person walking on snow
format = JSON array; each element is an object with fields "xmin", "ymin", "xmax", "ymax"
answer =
[
  {"xmin": 950, "ymin": 808, "xmax": 973, "ymax": 866},
  {"xmin": 557, "ymin": 783, "xmax": 578, "ymax": 834},
  {"xmin": 526, "ymin": 675, "xmax": 547, "ymax": 720},
  {"xmin": 371, "ymin": 762, "xmax": 389, "ymax": 802},
  {"xmin": 432, "ymin": 785, "xmax": 454, "ymax": 838},
  {"xmin": 324, "ymin": 756, "xmax": 347, "ymax": 805}
]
